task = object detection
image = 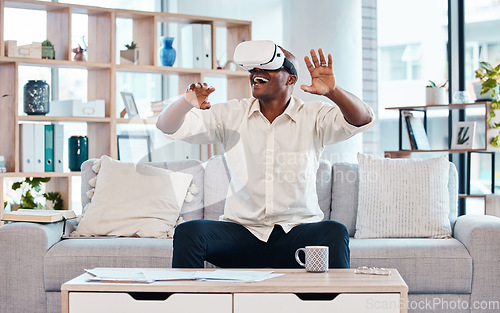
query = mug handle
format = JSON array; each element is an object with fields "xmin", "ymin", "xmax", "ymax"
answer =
[{"xmin": 295, "ymin": 248, "xmax": 306, "ymax": 267}]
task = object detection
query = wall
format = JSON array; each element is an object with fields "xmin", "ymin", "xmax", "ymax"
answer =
[{"xmin": 283, "ymin": 0, "xmax": 364, "ymax": 163}]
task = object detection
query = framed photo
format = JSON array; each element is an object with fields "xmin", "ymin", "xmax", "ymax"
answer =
[
  {"xmin": 120, "ymin": 92, "xmax": 139, "ymax": 118},
  {"xmin": 117, "ymin": 134, "xmax": 152, "ymax": 163},
  {"xmin": 451, "ymin": 121, "xmax": 476, "ymax": 149}
]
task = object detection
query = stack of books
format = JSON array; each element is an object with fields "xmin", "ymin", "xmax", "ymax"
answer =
[
  {"xmin": 2, "ymin": 209, "xmax": 76, "ymax": 223},
  {"xmin": 150, "ymin": 101, "xmax": 167, "ymax": 117}
]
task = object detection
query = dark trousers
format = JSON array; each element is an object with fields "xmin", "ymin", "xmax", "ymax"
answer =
[{"xmin": 172, "ymin": 220, "xmax": 350, "ymax": 268}]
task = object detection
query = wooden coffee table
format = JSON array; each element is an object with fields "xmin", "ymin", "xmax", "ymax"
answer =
[{"xmin": 61, "ymin": 268, "xmax": 408, "ymax": 313}]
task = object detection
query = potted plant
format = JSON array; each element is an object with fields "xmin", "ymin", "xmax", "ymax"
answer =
[
  {"xmin": 41, "ymin": 39, "xmax": 55, "ymax": 59},
  {"xmin": 475, "ymin": 61, "xmax": 500, "ymax": 149},
  {"xmin": 120, "ymin": 41, "xmax": 139, "ymax": 65},
  {"xmin": 425, "ymin": 80, "xmax": 447, "ymax": 105},
  {"xmin": 3, "ymin": 177, "xmax": 63, "ymax": 211}
]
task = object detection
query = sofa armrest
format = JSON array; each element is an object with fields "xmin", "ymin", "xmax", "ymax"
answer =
[
  {"xmin": 0, "ymin": 221, "xmax": 65, "ymax": 313},
  {"xmin": 454, "ymin": 215, "xmax": 500, "ymax": 313}
]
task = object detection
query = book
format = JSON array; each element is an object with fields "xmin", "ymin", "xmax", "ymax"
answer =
[
  {"xmin": 403, "ymin": 112, "xmax": 417, "ymax": 150},
  {"xmin": 44, "ymin": 124, "xmax": 54, "ymax": 172},
  {"xmin": 403, "ymin": 112, "xmax": 431, "ymax": 150},
  {"xmin": 2, "ymin": 209, "xmax": 76, "ymax": 223}
]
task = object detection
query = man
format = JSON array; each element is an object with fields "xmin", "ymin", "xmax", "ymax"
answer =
[{"xmin": 156, "ymin": 41, "xmax": 373, "ymax": 268}]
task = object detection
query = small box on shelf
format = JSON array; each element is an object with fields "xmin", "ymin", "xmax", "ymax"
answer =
[
  {"xmin": 4, "ymin": 40, "xmax": 42, "ymax": 59},
  {"xmin": 47, "ymin": 100, "xmax": 105, "ymax": 118}
]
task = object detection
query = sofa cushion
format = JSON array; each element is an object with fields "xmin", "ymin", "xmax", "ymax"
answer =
[
  {"xmin": 203, "ymin": 156, "xmax": 333, "ymax": 221},
  {"xmin": 81, "ymin": 159, "xmax": 205, "ymax": 221},
  {"xmin": 331, "ymin": 161, "xmax": 459, "ymax": 237},
  {"xmin": 72, "ymin": 156, "xmax": 193, "ymax": 238},
  {"xmin": 44, "ymin": 238, "xmax": 173, "ymax": 291},
  {"xmin": 350, "ymin": 238, "xmax": 472, "ymax": 294}
]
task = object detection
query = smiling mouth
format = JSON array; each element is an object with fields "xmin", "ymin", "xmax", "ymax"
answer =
[{"xmin": 252, "ymin": 76, "xmax": 269, "ymax": 85}]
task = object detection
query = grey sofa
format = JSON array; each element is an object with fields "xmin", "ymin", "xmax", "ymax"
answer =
[{"xmin": 1, "ymin": 156, "xmax": 500, "ymax": 313}]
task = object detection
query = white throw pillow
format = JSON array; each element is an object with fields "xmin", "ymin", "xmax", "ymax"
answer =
[
  {"xmin": 71, "ymin": 155, "xmax": 193, "ymax": 238},
  {"xmin": 354, "ymin": 153, "xmax": 452, "ymax": 239}
]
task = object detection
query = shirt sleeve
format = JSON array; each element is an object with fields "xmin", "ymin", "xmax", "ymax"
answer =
[
  {"xmin": 162, "ymin": 105, "xmax": 222, "ymax": 144},
  {"xmin": 316, "ymin": 102, "xmax": 374, "ymax": 147}
]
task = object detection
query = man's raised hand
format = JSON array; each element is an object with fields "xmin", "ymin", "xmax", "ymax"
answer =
[
  {"xmin": 184, "ymin": 82, "xmax": 215, "ymax": 110},
  {"xmin": 300, "ymin": 49, "xmax": 337, "ymax": 96}
]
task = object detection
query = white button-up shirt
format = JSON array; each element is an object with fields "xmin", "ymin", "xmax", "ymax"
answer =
[{"xmin": 164, "ymin": 96, "xmax": 373, "ymax": 242}]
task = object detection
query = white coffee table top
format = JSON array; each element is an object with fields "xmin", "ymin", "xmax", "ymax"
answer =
[{"xmin": 61, "ymin": 268, "xmax": 408, "ymax": 294}]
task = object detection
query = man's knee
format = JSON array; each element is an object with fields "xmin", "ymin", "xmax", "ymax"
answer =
[
  {"xmin": 173, "ymin": 220, "xmax": 206, "ymax": 244},
  {"xmin": 321, "ymin": 220, "xmax": 349, "ymax": 240}
]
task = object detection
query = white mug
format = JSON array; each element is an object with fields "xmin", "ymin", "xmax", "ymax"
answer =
[{"xmin": 295, "ymin": 246, "xmax": 329, "ymax": 273}]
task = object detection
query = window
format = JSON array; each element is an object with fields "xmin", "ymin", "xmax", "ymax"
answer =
[{"xmin": 380, "ymin": 44, "xmax": 422, "ymax": 81}]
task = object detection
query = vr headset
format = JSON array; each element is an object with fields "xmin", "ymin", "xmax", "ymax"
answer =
[{"xmin": 233, "ymin": 40, "xmax": 298, "ymax": 77}]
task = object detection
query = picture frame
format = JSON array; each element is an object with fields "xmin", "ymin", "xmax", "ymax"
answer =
[
  {"xmin": 117, "ymin": 134, "xmax": 152, "ymax": 163},
  {"xmin": 451, "ymin": 121, "xmax": 476, "ymax": 150},
  {"xmin": 120, "ymin": 92, "xmax": 139, "ymax": 118}
]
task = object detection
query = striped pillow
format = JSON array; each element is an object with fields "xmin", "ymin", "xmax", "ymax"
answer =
[{"xmin": 354, "ymin": 153, "xmax": 451, "ymax": 239}]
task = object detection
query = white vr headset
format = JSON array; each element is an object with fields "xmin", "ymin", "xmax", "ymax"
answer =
[{"xmin": 233, "ymin": 40, "xmax": 297, "ymax": 76}]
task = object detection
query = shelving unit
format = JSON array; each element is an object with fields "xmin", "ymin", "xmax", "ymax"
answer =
[
  {"xmin": 0, "ymin": 0, "xmax": 252, "ymax": 217},
  {"xmin": 385, "ymin": 102, "xmax": 498, "ymax": 214}
]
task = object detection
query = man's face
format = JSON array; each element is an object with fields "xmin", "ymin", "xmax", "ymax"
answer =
[{"xmin": 250, "ymin": 68, "xmax": 291, "ymax": 101}]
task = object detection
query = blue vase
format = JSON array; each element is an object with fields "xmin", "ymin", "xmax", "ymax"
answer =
[{"xmin": 159, "ymin": 37, "xmax": 176, "ymax": 66}]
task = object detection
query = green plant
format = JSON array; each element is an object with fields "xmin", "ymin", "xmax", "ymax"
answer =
[
  {"xmin": 125, "ymin": 41, "xmax": 137, "ymax": 50},
  {"xmin": 43, "ymin": 192, "xmax": 63, "ymax": 210},
  {"xmin": 42, "ymin": 39, "xmax": 53, "ymax": 47},
  {"xmin": 10, "ymin": 177, "xmax": 62, "ymax": 210},
  {"xmin": 426, "ymin": 80, "xmax": 447, "ymax": 88},
  {"xmin": 475, "ymin": 61, "xmax": 500, "ymax": 147}
]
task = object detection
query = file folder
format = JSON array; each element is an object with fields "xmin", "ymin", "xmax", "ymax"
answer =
[
  {"xmin": 19, "ymin": 123, "xmax": 35, "ymax": 172},
  {"xmin": 53, "ymin": 123, "xmax": 64, "ymax": 172},
  {"xmin": 33, "ymin": 123, "xmax": 45, "ymax": 172},
  {"xmin": 44, "ymin": 124, "xmax": 54, "ymax": 172}
]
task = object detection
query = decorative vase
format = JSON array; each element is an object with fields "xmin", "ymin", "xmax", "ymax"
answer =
[
  {"xmin": 24, "ymin": 80, "xmax": 50, "ymax": 115},
  {"xmin": 68, "ymin": 136, "xmax": 88, "ymax": 172},
  {"xmin": 159, "ymin": 37, "xmax": 176, "ymax": 66},
  {"xmin": 41, "ymin": 46, "xmax": 55, "ymax": 59},
  {"xmin": 425, "ymin": 87, "xmax": 447, "ymax": 105}
]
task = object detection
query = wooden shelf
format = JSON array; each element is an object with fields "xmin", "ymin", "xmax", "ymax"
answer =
[
  {"xmin": 386, "ymin": 102, "xmax": 490, "ymax": 111},
  {"xmin": 18, "ymin": 116, "xmax": 112, "ymax": 123},
  {"xmin": 0, "ymin": 171, "xmax": 81, "ymax": 178},
  {"xmin": 0, "ymin": 0, "xmax": 252, "ymax": 215},
  {"xmin": 115, "ymin": 64, "xmax": 249, "ymax": 77},
  {"xmin": 0, "ymin": 57, "xmax": 111, "ymax": 69},
  {"xmin": 458, "ymin": 194, "xmax": 487, "ymax": 199},
  {"xmin": 116, "ymin": 117, "xmax": 157, "ymax": 124}
]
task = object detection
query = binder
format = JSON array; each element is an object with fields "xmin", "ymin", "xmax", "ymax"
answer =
[
  {"xmin": 181, "ymin": 24, "xmax": 204, "ymax": 68},
  {"xmin": 19, "ymin": 123, "xmax": 35, "ymax": 172},
  {"xmin": 201, "ymin": 24, "xmax": 212, "ymax": 69},
  {"xmin": 44, "ymin": 124, "xmax": 54, "ymax": 172},
  {"xmin": 33, "ymin": 123, "xmax": 45, "ymax": 172},
  {"xmin": 53, "ymin": 123, "xmax": 64, "ymax": 172}
]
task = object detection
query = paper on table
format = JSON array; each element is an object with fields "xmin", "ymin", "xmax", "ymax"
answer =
[
  {"xmin": 85, "ymin": 268, "xmax": 283, "ymax": 283},
  {"xmin": 85, "ymin": 268, "xmax": 152, "ymax": 283},
  {"xmin": 192, "ymin": 270, "xmax": 280, "ymax": 282}
]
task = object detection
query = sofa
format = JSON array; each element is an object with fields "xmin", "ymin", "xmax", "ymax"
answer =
[{"xmin": 1, "ymin": 156, "xmax": 500, "ymax": 313}]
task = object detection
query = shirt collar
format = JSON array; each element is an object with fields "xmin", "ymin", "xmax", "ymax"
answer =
[{"xmin": 247, "ymin": 97, "xmax": 300, "ymax": 122}]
